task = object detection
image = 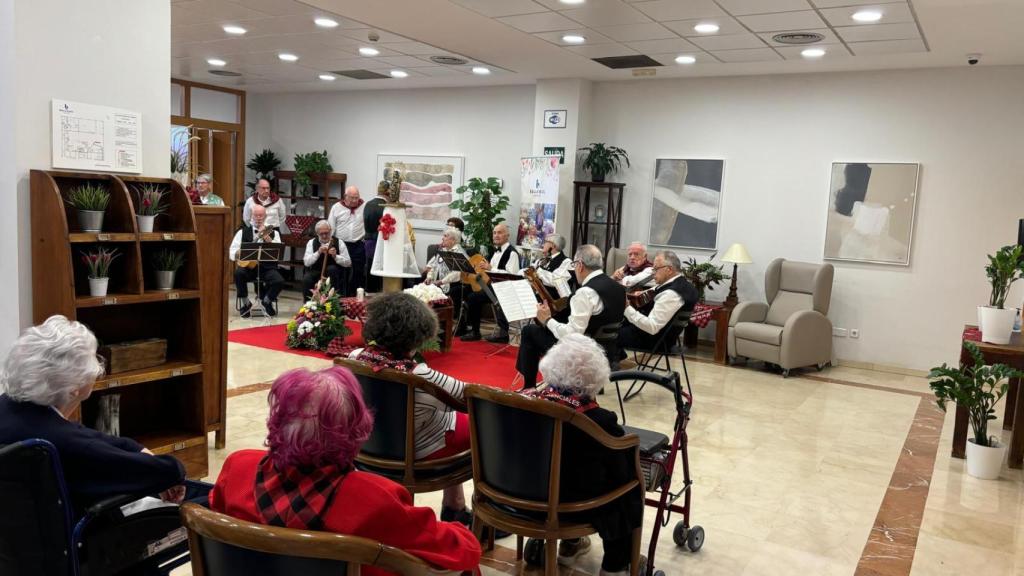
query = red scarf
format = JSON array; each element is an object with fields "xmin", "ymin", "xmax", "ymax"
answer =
[
  {"xmin": 625, "ymin": 259, "xmax": 653, "ymax": 276},
  {"xmin": 257, "ymin": 192, "xmax": 282, "ymax": 207},
  {"xmin": 331, "ymin": 345, "xmax": 417, "ymax": 373},
  {"xmin": 522, "ymin": 387, "xmax": 599, "ymax": 413},
  {"xmin": 343, "ymin": 197, "xmax": 364, "ymax": 215},
  {"xmin": 254, "ymin": 454, "xmax": 344, "ymax": 530}
]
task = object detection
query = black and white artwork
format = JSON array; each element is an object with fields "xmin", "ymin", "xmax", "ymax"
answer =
[
  {"xmin": 824, "ymin": 162, "xmax": 920, "ymax": 265},
  {"xmin": 648, "ymin": 159, "xmax": 724, "ymax": 250}
]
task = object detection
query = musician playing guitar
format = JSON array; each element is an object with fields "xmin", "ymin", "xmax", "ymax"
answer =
[
  {"xmin": 461, "ymin": 223, "xmax": 522, "ymax": 343},
  {"xmin": 229, "ymin": 204, "xmax": 284, "ymax": 318},
  {"xmin": 616, "ymin": 251, "xmax": 698, "ymax": 361},
  {"xmin": 611, "ymin": 241, "xmax": 656, "ymax": 289},
  {"xmin": 301, "ymin": 219, "xmax": 351, "ymax": 300}
]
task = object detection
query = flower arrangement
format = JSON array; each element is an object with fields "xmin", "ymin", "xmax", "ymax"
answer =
[
  {"xmin": 404, "ymin": 282, "xmax": 451, "ymax": 308},
  {"xmin": 379, "ymin": 213, "xmax": 397, "ymax": 240},
  {"xmin": 286, "ymin": 278, "xmax": 351, "ymax": 351},
  {"xmin": 81, "ymin": 247, "xmax": 119, "ymax": 279},
  {"xmin": 134, "ymin": 183, "xmax": 168, "ymax": 216}
]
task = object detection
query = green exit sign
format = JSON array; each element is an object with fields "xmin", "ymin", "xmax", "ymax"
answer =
[{"xmin": 544, "ymin": 147, "xmax": 565, "ymax": 164}]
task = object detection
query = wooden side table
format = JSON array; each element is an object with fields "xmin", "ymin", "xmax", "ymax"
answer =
[
  {"xmin": 682, "ymin": 300, "xmax": 732, "ymax": 364},
  {"xmin": 435, "ymin": 305, "xmax": 454, "ymax": 353}
]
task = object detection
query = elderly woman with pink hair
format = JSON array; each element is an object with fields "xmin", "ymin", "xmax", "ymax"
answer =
[{"xmin": 209, "ymin": 366, "xmax": 480, "ymax": 575}]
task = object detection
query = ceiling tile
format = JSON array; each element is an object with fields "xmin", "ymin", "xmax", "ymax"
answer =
[
  {"xmin": 230, "ymin": 0, "xmax": 318, "ymax": 17},
  {"xmin": 559, "ymin": 0, "xmax": 652, "ymax": 27},
  {"xmin": 450, "ymin": 0, "xmax": 548, "ymax": 18},
  {"xmin": 775, "ymin": 43, "xmax": 849, "ymax": 60},
  {"xmin": 847, "ymin": 38, "xmax": 926, "ymax": 55},
  {"xmin": 416, "ymin": 66, "xmax": 469, "ymax": 77},
  {"xmin": 819, "ymin": 3, "xmax": 914, "ymax": 27},
  {"xmin": 757, "ymin": 28, "xmax": 841, "ymax": 46},
  {"xmin": 630, "ymin": 0, "xmax": 726, "ymax": 21},
  {"xmin": 374, "ymin": 55, "xmax": 441, "ymax": 67},
  {"xmin": 663, "ymin": 17, "xmax": 747, "ymax": 37},
  {"xmin": 712, "ymin": 47, "xmax": 783, "ymax": 62},
  {"xmin": 623, "ymin": 37, "xmax": 698, "ymax": 53},
  {"xmin": 737, "ymin": 10, "xmax": 826, "ymax": 32},
  {"xmin": 171, "ymin": 1, "xmax": 268, "ymax": 27},
  {"xmin": 689, "ymin": 32, "xmax": 767, "ymax": 51},
  {"xmin": 564, "ymin": 43, "xmax": 640, "ymax": 58},
  {"xmin": 237, "ymin": 63, "xmax": 326, "ymax": 82},
  {"xmin": 337, "ymin": 28, "xmax": 410, "ymax": 43},
  {"xmin": 534, "ymin": 28, "xmax": 616, "ymax": 45},
  {"xmin": 303, "ymin": 57, "xmax": 382, "ymax": 70},
  {"xmin": 810, "ymin": 0, "xmax": 897, "ymax": 7},
  {"xmin": 716, "ymin": 0, "xmax": 812, "ymax": 15},
  {"xmin": 496, "ymin": 11, "xmax": 581, "ymax": 32},
  {"xmin": 835, "ymin": 22, "xmax": 919, "ymax": 42},
  {"xmin": 379, "ymin": 40, "xmax": 439, "ymax": 55},
  {"xmin": 593, "ymin": 22, "xmax": 677, "ymax": 42},
  {"xmin": 647, "ymin": 51, "xmax": 714, "ymax": 66}
]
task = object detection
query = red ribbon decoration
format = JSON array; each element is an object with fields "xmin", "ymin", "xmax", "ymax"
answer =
[{"xmin": 379, "ymin": 213, "xmax": 397, "ymax": 241}]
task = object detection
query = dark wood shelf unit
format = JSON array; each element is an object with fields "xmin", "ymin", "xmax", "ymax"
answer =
[
  {"xmin": 272, "ymin": 170, "xmax": 347, "ymax": 269},
  {"xmin": 571, "ymin": 181, "xmax": 625, "ymax": 257}
]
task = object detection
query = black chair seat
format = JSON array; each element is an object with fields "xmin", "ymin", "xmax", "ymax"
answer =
[{"xmin": 622, "ymin": 426, "xmax": 670, "ymax": 456}]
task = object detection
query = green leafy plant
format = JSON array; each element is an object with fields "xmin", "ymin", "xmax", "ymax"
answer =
[
  {"xmin": 152, "ymin": 249, "xmax": 185, "ymax": 272},
  {"xmin": 682, "ymin": 257, "xmax": 730, "ymax": 302},
  {"xmin": 66, "ymin": 183, "xmax": 110, "ymax": 212},
  {"xmin": 80, "ymin": 247, "xmax": 119, "ymax": 279},
  {"xmin": 133, "ymin": 183, "xmax": 168, "ymax": 216},
  {"xmin": 293, "ymin": 150, "xmax": 332, "ymax": 196},
  {"xmin": 929, "ymin": 341, "xmax": 1024, "ymax": 447},
  {"xmin": 449, "ymin": 177, "xmax": 510, "ymax": 253},
  {"xmin": 577, "ymin": 142, "xmax": 630, "ymax": 182},
  {"xmin": 985, "ymin": 244, "xmax": 1024, "ymax": 309},
  {"xmin": 246, "ymin": 148, "xmax": 282, "ymax": 192}
]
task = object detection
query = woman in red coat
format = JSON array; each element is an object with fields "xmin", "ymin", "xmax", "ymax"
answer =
[{"xmin": 209, "ymin": 366, "xmax": 480, "ymax": 575}]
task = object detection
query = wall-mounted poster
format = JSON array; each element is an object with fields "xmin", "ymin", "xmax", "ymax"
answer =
[
  {"xmin": 376, "ymin": 154, "xmax": 464, "ymax": 231},
  {"xmin": 648, "ymin": 159, "xmax": 724, "ymax": 250},
  {"xmin": 517, "ymin": 156, "xmax": 560, "ymax": 249},
  {"xmin": 824, "ymin": 162, "xmax": 920, "ymax": 266},
  {"xmin": 51, "ymin": 99, "xmax": 142, "ymax": 173}
]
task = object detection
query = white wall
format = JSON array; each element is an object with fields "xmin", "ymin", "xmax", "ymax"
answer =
[
  {"xmin": 531, "ymin": 79, "xmax": 591, "ymax": 236},
  {"xmin": 8, "ymin": 0, "xmax": 171, "ymax": 354},
  {"xmin": 0, "ymin": 1, "xmax": 16, "ymax": 353},
  {"xmin": 246, "ymin": 85, "xmax": 535, "ymax": 260},
  {"xmin": 588, "ymin": 67, "xmax": 1024, "ymax": 371}
]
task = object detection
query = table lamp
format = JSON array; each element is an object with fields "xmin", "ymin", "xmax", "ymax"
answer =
[{"xmin": 721, "ymin": 243, "xmax": 752, "ymax": 308}]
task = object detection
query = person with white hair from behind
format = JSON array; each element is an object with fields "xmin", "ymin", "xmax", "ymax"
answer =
[
  {"xmin": 522, "ymin": 334, "xmax": 644, "ymax": 576},
  {"xmin": 302, "ymin": 219, "xmax": 351, "ymax": 300}
]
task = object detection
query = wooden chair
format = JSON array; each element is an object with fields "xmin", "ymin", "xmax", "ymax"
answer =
[
  {"xmin": 464, "ymin": 385, "xmax": 644, "ymax": 575},
  {"xmin": 180, "ymin": 503, "xmax": 464, "ymax": 576},
  {"xmin": 335, "ymin": 358, "xmax": 473, "ymax": 496}
]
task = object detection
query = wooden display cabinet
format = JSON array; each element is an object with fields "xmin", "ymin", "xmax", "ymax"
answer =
[
  {"xmin": 571, "ymin": 181, "xmax": 625, "ymax": 257},
  {"xmin": 272, "ymin": 170, "xmax": 348, "ymax": 269}
]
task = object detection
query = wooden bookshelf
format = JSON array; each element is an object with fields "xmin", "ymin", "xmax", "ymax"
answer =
[{"xmin": 272, "ymin": 170, "xmax": 347, "ymax": 270}]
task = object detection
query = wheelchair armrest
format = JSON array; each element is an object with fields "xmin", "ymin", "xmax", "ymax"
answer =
[{"xmin": 84, "ymin": 493, "xmax": 142, "ymax": 518}]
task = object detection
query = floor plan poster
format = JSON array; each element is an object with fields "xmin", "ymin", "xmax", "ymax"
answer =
[{"xmin": 51, "ymin": 99, "xmax": 142, "ymax": 173}]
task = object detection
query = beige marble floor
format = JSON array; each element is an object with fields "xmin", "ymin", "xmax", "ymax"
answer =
[{"xmin": 177, "ymin": 296, "xmax": 1024, "ymax": 575}]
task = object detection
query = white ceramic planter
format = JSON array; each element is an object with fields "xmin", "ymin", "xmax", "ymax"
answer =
[
  {"xmin": 966, "ymin": 438, "xmax": 1005, "ymax": 480},
  {"xmin": 88, "ymin": 277, "xmax": 109, "ymax": 297},
  {"xmin": 979, "ymin": 306, "xmax": 1016, "ymax": 345},
  {"xmin": 154, "ymin": 270, "xmax": 176, "ymax": 290},
  {"xmin": 136, "ymin": 214, "xmax": 156, "ymax": 233},
  {"xmin": 78, "ymin": 210, "xmax": 104, "ymax": 232}
]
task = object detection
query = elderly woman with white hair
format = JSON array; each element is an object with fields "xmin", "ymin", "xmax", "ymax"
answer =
[
  {"xmin": 302, "ymin": 218, "xmax": 352, "ymax": 299},
  {"xmin": 423, "ymin": 226, "xmax": 469, "ymax": 333},
  {"xmin": 0, "ymin": 316, "xmax": 186, "ymax": 516},
  {"xmin": 523, "ymin": 334, "xmax": 644, "ymax": 576}
]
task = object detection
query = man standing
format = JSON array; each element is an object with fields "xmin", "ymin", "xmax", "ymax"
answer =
[
  {"xmin": 461, "ymin": 223, "xmax": 521, "ymax": 343},
  {"xmin": 242, "ymin": 179, "xmax": 288, "ymax": 233},
  {"xmin": 302, "ymin": 220, "xmax": 351, "ymax": 300},
  {"xmin": 617, "ymin": 251, "xmax": 697, "ymax": 358},
  {"xmin": 611, "ymin": 241, "xmax": 655, "ymax": 289},
  {"xmin": 362, "ymin": 181, "xmax": 389, "ymax": 293},
  {"xmin": 328, "ymin": 186, "xmax": 366, "ymax": 297},
  {"xmin": 228, "ymin": 204, "xmax": 284, "ymax": 317}
]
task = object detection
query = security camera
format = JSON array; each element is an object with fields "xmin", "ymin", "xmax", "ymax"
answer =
[
  {"xmin": 368, "ymin": 31, "xmax": 380, "ymax": 42},
  {"xmin": 967, "ymin": 53, "xmax": 981, "ymax": 66}
]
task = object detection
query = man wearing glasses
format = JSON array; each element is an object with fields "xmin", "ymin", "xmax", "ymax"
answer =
[{"xmin": 617, "ymin": 251, "xmax": 698, "ymax": 359}]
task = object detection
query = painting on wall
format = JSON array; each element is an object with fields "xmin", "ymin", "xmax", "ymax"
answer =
[
  {"xmin": 376, "ymin": 154, "xmax": 464, "ymax": 230},
  {"xmin": 648, "ymin": 159, "xmax": 724, "ymax": 250},
  {"xmin": 823, "ymin": 162, "xmax": 920, "ymax": 266}
]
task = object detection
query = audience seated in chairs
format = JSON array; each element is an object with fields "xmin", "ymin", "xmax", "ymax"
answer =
[
  {"xmin": 521, "ymin": 334, "xmax": 644, "ymax": 576},
  {"xmin": 209, "ymin": 365, "xmax": 480, "ymax": 576},
  {"xmin": 343, "ymin": 292, "xmax": 475, "ymax": 526}
]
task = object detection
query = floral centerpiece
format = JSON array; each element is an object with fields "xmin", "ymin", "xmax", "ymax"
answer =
[
  {"xmin": 286, "ymin": 278, "xmax": 350, "ymax": 351},
  {"xmin": 404, "ymin": 282, "xmax": 452, "ymax": 308}
]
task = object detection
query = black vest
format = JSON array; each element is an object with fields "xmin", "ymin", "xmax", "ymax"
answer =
[
  {"xmin": 543, "ymin": 252, "xmax": 577, "ymax": 292},
  {"xmin": 583, "ymin": 273, "xmax": 626, "ymax": 335},
  {"xmin": 309, "ymin": 237, "xmax": 341, "ymax": 271},
  {"xmin": 640, "ymin": 276, "xmax": 699, "ymax": 343},
  {"xmin": 495, "ymin": 245, "xmax": 520, "ymax": 271}
]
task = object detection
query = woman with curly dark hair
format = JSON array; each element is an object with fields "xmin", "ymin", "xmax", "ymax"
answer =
[{"xmin": 346, "ymin": 292, "xmax": 474, "ymax": 526}]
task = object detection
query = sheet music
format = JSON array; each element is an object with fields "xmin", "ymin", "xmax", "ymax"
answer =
[{"xmin": 492, "ymin": 280, "xmax": 538, "ymax": 323}]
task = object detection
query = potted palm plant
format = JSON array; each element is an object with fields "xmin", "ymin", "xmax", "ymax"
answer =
[
  {"xmin": 152, "ymin": 249, "xmax": 184, "ymax": 290},
  {"xmin": 449, "ymin": 177, "xmax": 510, "ymax": 254},
  {"xmin": 66, "ymin": 183, "xmax": 111, "ymax": 232},
  {"xmin": 133, "ymin": 183, "xmax": 168, "ymax": 233},
  {"xmin": 81, "ymin": 247, "xmax": 119, "ymax": 297},
  {"xmin": 929, "ymin": 341, "xmax": 1024, "ymax": 479},
  {"xmin": 246, "ymin": 148, "xmax": 282, "ymax": 193},
  {"xmin": 979, "ymin": 244, "xmax": 1024, "ymax": 344},
  {"xmin": 577, "ymin": 143, "xmax": 630, "ymax": 183}
]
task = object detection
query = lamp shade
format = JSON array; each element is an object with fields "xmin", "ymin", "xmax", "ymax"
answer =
[{"xmin": 721, "ymin": 243, "xmax": 752, "ymax": 264}]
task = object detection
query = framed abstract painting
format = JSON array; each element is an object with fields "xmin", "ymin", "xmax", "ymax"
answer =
[
  {"xmin": 648, "ymin": 158, "xmax": 724, "ymax": 250},
  {"xmin": 376, "ymin": 154, "xmax": 464, "ymax": 231}
]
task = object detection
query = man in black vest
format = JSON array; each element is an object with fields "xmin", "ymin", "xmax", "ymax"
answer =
[
  {"xmin": 618, "ymin": 251, "xmax": 698, "ymax": 358},
  {"xmin": 516, "ymin": 244, "xmax": 626, "ymax": 388},
  {"xmin": 229, "ymin": 204, "xmax": 284, "ymax": 317},
  {"xmin": 302, "ymin": 219, "xmax": 351, "ymax": 300},
  {"xmin": 461, "ymin": 223, "xmax": 522, "ymax": 343}
]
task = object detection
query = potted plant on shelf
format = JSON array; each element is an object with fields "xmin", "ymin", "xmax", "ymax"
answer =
[
  {"xmin": 577, "ymin": 143, "xmax": 630, "ymax": 183},
  {"xmin": 246, "ymin": 148, "xmax": 282, "ymax": 193},
  {"xmin": 81, "ymin": 247, "xmax": 119, "ymax": 297},
  {"xmin": 293, "ymin": 150, "xmax": 332, "ymax": 198},
  {"xmin": 133, "ymin": 183, "xmax": 168, "ymax": 233},
  {"xmin": 929, "ymin": 341, "xmax": 1024, "ymax": 479},
  {"xmin": 449, "ymin": 177, "xmax": 510, "ymax": 255},
  {"xmin": 152, "ymin": 249, "xmax": 184, "ymax": 290},
  {"xmin": 979, "ymin": 244, "xmax": 1024, "ymax": 345},
  {"xmin": 66, "ymin": 183, "xmax": 111, "ymax": 232},
  {"xmin": 682, "ymin": 257, "xmax": 730, "ymax": 303}
]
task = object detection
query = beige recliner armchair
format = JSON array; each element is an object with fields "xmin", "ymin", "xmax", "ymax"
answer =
[{"xmin": 728, "ymin": 258, "xmax": 834, "ymax": 377}]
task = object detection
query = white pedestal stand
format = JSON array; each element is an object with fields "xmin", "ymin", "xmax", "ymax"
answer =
[{"xmin": 370, "ymin": 203, "xmax": 421, "ymax": 293}]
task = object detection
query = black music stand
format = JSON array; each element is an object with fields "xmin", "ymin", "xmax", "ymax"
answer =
[
  {"xmin": 238, "ymin": 242, "xmax": 284, "ymax": 319},
  {"xmin": 437, "ymin": 251, "xmax": 475, "ymax": 333}
]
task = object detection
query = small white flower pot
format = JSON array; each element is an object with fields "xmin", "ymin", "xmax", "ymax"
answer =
[
  {"xmin": 136, "ymin": 214, "xmax": 156, "ymax": 233},
  {"xmin": 88, "ymin": 277, "xmax": 109, "ymax": 297},
  {"xmin": 965, "ymin": 437, "xmax": 1005, "ymax": 480},
  {"xmin": 979, "ymin": 306, "xmax": 1016, "ymax": 345}
]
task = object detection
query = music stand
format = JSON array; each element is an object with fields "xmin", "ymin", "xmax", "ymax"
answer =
[
  {"xmin": 437, "ymin": 251, "xmax": 475, "ymax": 334},
  {"xmin": 238, "ymin": 242, "xmax": 284, "ymax": 319}
]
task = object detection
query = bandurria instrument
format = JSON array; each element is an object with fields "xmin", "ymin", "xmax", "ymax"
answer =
[
  {"xmin": 523, "ymin": 267, "xmax": 569, "ymax": 314},
  {"xmin": 236, "ymin": 226, "xmax": 275, "ymax": 269}
]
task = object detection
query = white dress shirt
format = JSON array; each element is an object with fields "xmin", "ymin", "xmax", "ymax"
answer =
[
  {"xmin": 624, "ymin": 274, "xmax": 685, "ymax": 335},
  {"xmin": 622, "ymin": 266, "xmax": 655, "ymax": 288},
  {"xmin": 228, "ymin": 227, "xmax": 282, "ymax": 261},
  {"xmin": 545, "ymin": 270, "xmax": 606, "ymax": 340},
  {"xmin": 328, "ymin": 201, "xmax": 365, "ymax": 243},
  {"xmin": 490, "ymin": 243, "xmax": 521, "ymax": 273},
  {"xmin": 303, "ymin": 238, "xmax": 352, "ymax": 268},
  {"xmin": 242, "ymin": 196, "xmax": 289, "ymax": 232},
  {"xmin": 530, "ymin": 252, "xmax": 573, "ymax": 286}
]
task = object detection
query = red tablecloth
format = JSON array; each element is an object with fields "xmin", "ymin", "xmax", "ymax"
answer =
[
  {"xmin": 963, "ymin": 327, "xmax": 982, "ymax": 342},
  {"xmin": 341, "ymin": 297, "xmax": 367, "ymax": 321},
  {"xmin": 285, "ymin": 215, "xmax": 318, "ymax": 236},
  {"xmin": 690, "ymin": 302, "xmax": 722, "ymax": 328}
]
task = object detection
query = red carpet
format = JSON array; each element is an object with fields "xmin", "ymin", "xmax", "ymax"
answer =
[{"xmin": 228, "ymin": 320, "xmax": 521, "ymax": 390}]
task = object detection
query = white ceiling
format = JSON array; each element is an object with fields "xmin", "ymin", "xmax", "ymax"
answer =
[{"xmin": 170, "ymin": 0, "xmax": 1024, "ymax": 92}]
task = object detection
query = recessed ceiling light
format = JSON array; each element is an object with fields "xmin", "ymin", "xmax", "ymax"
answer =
[
  {"xmin": 359, "ymin": 47, "xmax": 380, "ymax": 56},
  {"xmin": 801, "ymin": 48, "xmax": 826, "ymax": 58},
  {"xmin": 319, "ymin": 74, "xmax": 336, "ymax": 81},
  {"xmin": 278, "ymin": 53, "xmax": 299, "ymax": 62},
  {"xmin": 675, "ymin": 55, "xmax": 696, "ymax": 64},
  {"xmin": 222, "ymin": 25, "xmax": 246, "ymax": 35},
  {"xmin": 694, "ymin": 23, "xmax": 720, "ymax": 34},
  {"xmin": 206, "ymin": 58, "xmax": 227, "ymax": 67},
  {"xmin": 852, "ymin": 10, "xmax": 883, "ymax": 22},
  {"xmin": 314, "ymin": 17, "xmax": 339, "ymax": 28},
  {"xmin": 559, "ymin": 0, "xmax": 586, "ymax": 4},
  {"xmin": 562, "ymin": 34, "xmax": 586, "ymax": 44},
  {"xmin": 472, "ymin": 66, "xmax": 491, "ymax": 75},
  {"xmin": 390, "ymin": 70, "xmax": 408, "ymax": 78}
]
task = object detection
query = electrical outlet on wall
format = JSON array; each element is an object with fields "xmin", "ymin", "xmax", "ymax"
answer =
[
  {"xmin": 850, "ymin": 329, "xmax": 860, "ymax": 339},
  {"xmin": 832, "ymin": 327, "xmax": 848, "ymax": 337}
]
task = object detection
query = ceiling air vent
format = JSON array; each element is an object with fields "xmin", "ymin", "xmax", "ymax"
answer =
[
  {"xmin": 592, "ymin": 55, "xmax": 663, "ymax": 69},
  {"xmin": 771, "ymin": 32, "xmax": 825, "ymax": 45},
  {"xmin": 332, "ymin": 69, "xmax": 391, "ymax": 80},
  {"xmin": 430, "ymin": 55, "xmax": 468, "ymax": 65},
  {"xmin": 208, "ymin": 69, "xmax": 242, "ymax": 77}
]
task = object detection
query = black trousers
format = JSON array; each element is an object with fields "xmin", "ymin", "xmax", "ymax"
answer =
[
  {"xmin": 302, "ymin": 263, "xmax": 344, "ymax": 300},
  {"xmin": 342, "ymin": 240, "xmax": 366, "ymax": 297},
  {"xmin": 466, "ymin": 290, "xmax": 508, "ymax": 334},
  {"xmin": 234, "ymin": 265, "xmax": 284, "ymax": 302},
  {"xmin": 364, "ymin": 238, "xmax": 381, "ymax": 293},
  {"xmin": 515, "ymin": 323, "xmax": 558, "ymax": 388},
  {"xmin": 616, "ymin": 323, "xmax": 661, "ymax": 359}
]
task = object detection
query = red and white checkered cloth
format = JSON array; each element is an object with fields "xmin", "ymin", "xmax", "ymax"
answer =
[
  {"xmin": 689, "ymin": 302, "xmax": 721, "ymax": 328},
  {"xmin": 285, "ymin": 215, "xmax": 318, "ymax": 236},
  {"xmin": 341, "ymin": 298, "xmax": 367, "ymax": 322}
]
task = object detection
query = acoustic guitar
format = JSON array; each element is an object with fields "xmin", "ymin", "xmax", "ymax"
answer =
[
  {"xmin": 627, "ymin": 288, "xmax": 656, "ymax": 309},
  {"xmin": 523, "ymin": 267, "xmax": 569, "ymax": 313},
  {"xmin": 236, "ymin": 227, "xmax": 275, "ymax": 269}
]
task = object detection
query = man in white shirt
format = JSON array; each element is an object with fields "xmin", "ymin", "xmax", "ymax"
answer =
[
  {"xmin": 528, "ymin": 234, "xmax": 574, "ymax": 295},
  {"xmin": 301, "ymin": 220, "xmax": 351, "ymax": 300},
  {"xmin": 328, "ymin": 186, "xmax": 366, "ymax": 297},
  {"xmin": 617, "ymin": 251, "xmax": 698, "ymax": 361},
  {"xmin": 515, "ymin": 244, "xmax": 626, "ymax": 388},
  {"xmin": 611, "ymin": 241, "xmax": 655, "ymax": 289},
  {"xmin": 461, "ymin": 223, "xmax": 521, "ymax": 343},
  {"xmin": 229, "ymin": 205, "xmax": 284, "ymax": 317},
  {"xmin": 242, "ymin": 179, "xmax": 288, "ymax": 233}
]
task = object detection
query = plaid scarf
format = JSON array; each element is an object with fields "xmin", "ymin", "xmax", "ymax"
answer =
[
  {"xmin": 522, "ymin": 387, "xmax": 599, "ymax": 413},
  {"xmin": 254, "ymin": 454, "xmax": 344, "ymax": 530},
  {"xmin": 338, "ymin": 345, "xmax": 418, "ymax": 373}
]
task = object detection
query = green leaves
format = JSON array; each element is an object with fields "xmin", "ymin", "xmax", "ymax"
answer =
[
  {"xmin": 682, "ymin": 257, "xmax": 730, "ymax": 301},
  {"xmin": 450, "ymin": 177, "xmax": 510, "ymax": 252},
  {"xmin": 293, "ymin": 150, "xmax": 332, "ymax": 195},
  {"xmin": 986, "ymin": 244, "xmax": 1024, "ymax": 309},
  {"xmin": 577, "ymin": 142, "xmax": 630, "ymax": 180},
  {"xmin": 66, "ymin": 183, "xmax": 111, "ymax": 212},
  {"xmin": 247, "ymin": 149, "xmax": 282, "ymax": 192},
  {"xmin": 152, "ymin": 249, "xmax": 185, "ymax": 272}
]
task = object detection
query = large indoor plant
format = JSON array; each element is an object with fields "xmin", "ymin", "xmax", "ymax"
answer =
[
  {"xmin": 929, "ymin": 341, "xmax": 1024, "ymax": 479},
  {"xmin": 246, "ymin": 148, "xmax": 282, "ymax": 193},
  {"xmin": 81, "ymin": 247, "xmax": 119, "ymax": 297},
  {"xmin": 449, "ymin": 177, "xmax": 509, "ymax": 254},
  {"xmin": 133, "ymin": 183, "xmax": 168, "ymax": 233},
  {"xmin": 979, "ymin": 244, "xmax": 1024, "ymax": 344},
  {"xmin": 151, "ymin": 249, "xmax": 184, "ymax": 290},
  {"xmin": 682, "ymin": 257, "xmax": 730, "ymax": 302},
  {"xmin": 66, "ymin": 183, "xmax": 111, "ymax": 232},
  {"xmin": 577, "ymin": 142, "xmax": 630, "ymax": 182},
  {"xmin": 293, "ymin": 150, "xmax": 332, "ymax": 197}
]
